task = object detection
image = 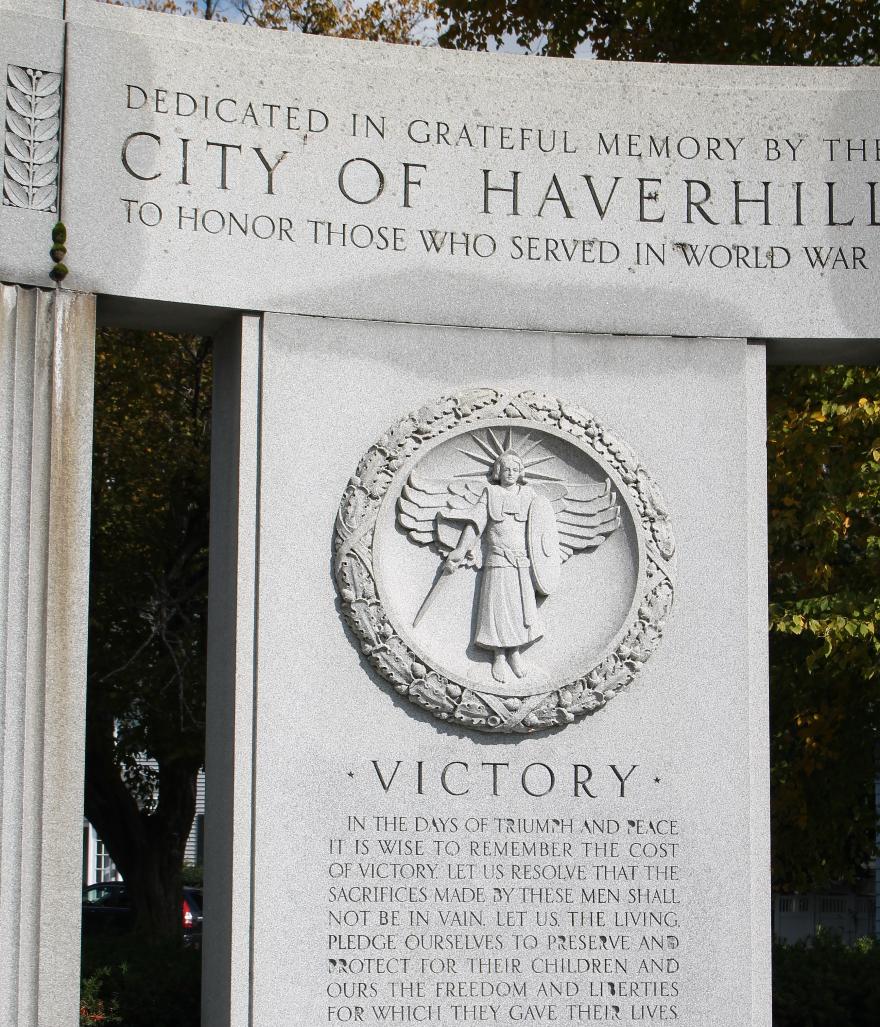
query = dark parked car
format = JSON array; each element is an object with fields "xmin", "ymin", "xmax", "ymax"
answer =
[{"xmin": 81, "ymin": 881, "xmax": 203, "ymax": 943}]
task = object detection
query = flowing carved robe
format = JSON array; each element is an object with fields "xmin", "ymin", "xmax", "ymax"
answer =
[{"xmin": 448, "ymin": 483, "xmax": 542, "ymax": 649}]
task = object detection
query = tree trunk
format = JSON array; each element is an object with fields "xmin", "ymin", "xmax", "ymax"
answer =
[{"xmin": 84, "ymin": 712, "xmax": 198, "ymax": 941}]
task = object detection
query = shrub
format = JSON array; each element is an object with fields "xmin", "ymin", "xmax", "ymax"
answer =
[
  {"xmin": 80, "ymin": 966, "xmax": 121, "ymax": 1025},
  {"xmin": 81, "ymin": 935, "xmax": 201, "ymax": 1027},
  {"xmin": 180, "ymin": 864, "xmax": 204, "ymax": 888},
  {"xmin": 773, "ymin": 932, "xmax": 880, "ymax": 1027}
]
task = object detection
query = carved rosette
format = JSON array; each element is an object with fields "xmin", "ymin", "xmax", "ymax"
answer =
[
  {"xmin": 333, "ymin": 389, "xmax": 676, "ymax": 734},
  {"xmin": 3, "ymin": 66, "xmax": 62, "ymax": 212}
]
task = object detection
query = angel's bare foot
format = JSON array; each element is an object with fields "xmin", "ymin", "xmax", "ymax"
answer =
[
  {"xmin": 492, "ymin": 651, "xmax": 508, "ymax": 682},
  {"xmin": 508, "ymin": 649, "xmax": 526, "ymax": 678}
]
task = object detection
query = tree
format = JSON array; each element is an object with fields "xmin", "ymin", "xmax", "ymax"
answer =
[
  {"xmin": 453, "ymin": 6, "xmax": 878, "ymax": 896},
  {"xmin": 435, "ymin": 0, "xmax": 880, "ymax": 890},
  {"xmin": 113, "ymin": 0, "xmax": 439, "ymax": 43},
  {"xmin": 767, "ymin": 366, "xmax": 880, "ymax": 889},
  {"xmin": 109, "ymin": 0, "xmax": 234, "ymax": 18},
  {"xmin": 90, "ymin": 0, "xmax": 435, "ymax": 941},
  {"xmin": 87, "ymin": 331, "xmax": 212, "ymax": 938},
  {"xmin": 97, "ymin": 0, "xmax": 880, "ymax": 920},
  {"xmin": 436, "ymin": 0, "xmax": 880, "ymax": 63},
  {"xmin": 238, "ymin": 0, "xmax": 437, "ymax": 45}
]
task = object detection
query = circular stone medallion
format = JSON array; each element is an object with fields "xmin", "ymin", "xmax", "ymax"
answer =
[{"xmin": 333, "ymin": 388, "xmax": 676, "ymax": 734}]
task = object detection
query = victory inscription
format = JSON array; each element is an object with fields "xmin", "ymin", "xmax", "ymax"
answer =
[{"xmin": 333, "ymin": 388, "xmax": 676, "ymax": 734}]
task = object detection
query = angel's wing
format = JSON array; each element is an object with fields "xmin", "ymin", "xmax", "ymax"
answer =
[
  {"xmin": 544, "ymin": 479, "xmax": 621, "ymax": 563},
  {"xmin": 397, "ymin": 472, "xmax": 484, "ymax": 555}
]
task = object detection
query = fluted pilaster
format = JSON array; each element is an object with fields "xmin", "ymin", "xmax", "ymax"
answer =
[{"xmin": 0, "ymin": 284, "xmax": 95, "ymax": 1027}]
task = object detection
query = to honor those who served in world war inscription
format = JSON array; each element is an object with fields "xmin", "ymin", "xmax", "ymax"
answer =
[{"xmin": 333, "ymin": 388, "xmax": 676, "ymax": 733}]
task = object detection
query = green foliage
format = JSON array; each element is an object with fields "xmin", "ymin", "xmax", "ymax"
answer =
[
  {"xmin": 108, "ymin": 0, "xmax": 880, "ymax": 920},
  {"xmin": 773, "ymin": 933, "xmax": 880, "ymax": 1027},
  {"xmin": 81, "ymin": 936, "xmax": 201, "ymax": 1027},
  {"xmin": 436, "ymin": 0, "xmax": 880, "ymax": 897},
  {"xmin": 180, "ymin": 863, "xmax": 204, "ymax": 887},
  {"xmin": 85, "ymin": 329, "xmax": 211, "ymax": 936},
  {"xmin": 437, "ymin": 0, "xmax": 880, "ymax": 63},
  {"xmin": 113, "ymin": 0, "xmax": 438, "ymax": 42},
  {"xmin": 89, "ymin": 0, "xmax": 436, "ymax": 942},
  {"xmin": 240, "ymin": 0, "xmax": 438, "ymax": 44},
  {"xmin": 80, "ymin": 967, "xmax": 122, "ymax": 1026},
  {"xmin": 89, "ymin": 329, "xmax": 211, "ymax": 798},
  {"xmin": 767, "ymin": 366, "xmax": 880, "ymax": 889}
]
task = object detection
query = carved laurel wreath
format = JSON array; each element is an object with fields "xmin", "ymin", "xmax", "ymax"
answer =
[
  {"xmin": 333, "ymin": 389, "xmax": 676, "ymax": 734},
  {"xmin": 3, "ymin": 67, "xmax": 62, "ymax": 212}
]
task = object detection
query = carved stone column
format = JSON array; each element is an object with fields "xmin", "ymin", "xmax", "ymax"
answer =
[{"xmin": 0, "ymin": 284, "xmax": 95, "ymax": 1027}]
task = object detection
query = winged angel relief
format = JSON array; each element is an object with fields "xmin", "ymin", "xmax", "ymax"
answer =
[
  {"xmin": 334, "ymin": 388, "xmax": 677, "ymax": 734},
  {"xmin": 397, "ymin": 428, "xmax": 621, "ymax": 684}
]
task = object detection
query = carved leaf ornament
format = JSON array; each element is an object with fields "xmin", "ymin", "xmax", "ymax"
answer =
[
  {"xmin": 3, "ymin": 66, "xmax": 61, "ymax": 212},
  {"xmin": 333, "ymin": 389, "xmax": 676, "ymax": 735}
]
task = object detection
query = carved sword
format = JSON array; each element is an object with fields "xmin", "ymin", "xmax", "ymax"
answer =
[{"xmin": 412, "ymin": 563, "xmax": 459, "ymax": 628}]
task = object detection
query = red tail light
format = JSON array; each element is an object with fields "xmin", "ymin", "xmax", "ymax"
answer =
[{"xmin": 183, "ymin": 899, "xmax": 193, "ymax": 929}]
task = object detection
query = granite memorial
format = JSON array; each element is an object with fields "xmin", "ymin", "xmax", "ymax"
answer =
[
  {"xmin": 227, "ymin": 313, "xmax": 764, "ymax": 1027},
  {"xmin": 1, "ymin": 1, "xmax": 878, "ymax": 1026}
]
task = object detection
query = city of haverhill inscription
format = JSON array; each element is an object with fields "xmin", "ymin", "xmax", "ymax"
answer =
[
  {"xmin": 116, "ymin": 80, "xmax": 870, "ymax": 273},
  {"xmin": 333, "ymin": 388, "xmax": 675, "ymax": 733}
]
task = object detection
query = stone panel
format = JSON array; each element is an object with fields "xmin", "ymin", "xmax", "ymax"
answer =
[
  {"xmin": 206, "ymin": 314, "xmax": 771, "ymax": 1027},
  {"xmin": 45, "ymin": 0, "xmax": 880, "ymax": 341}
]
